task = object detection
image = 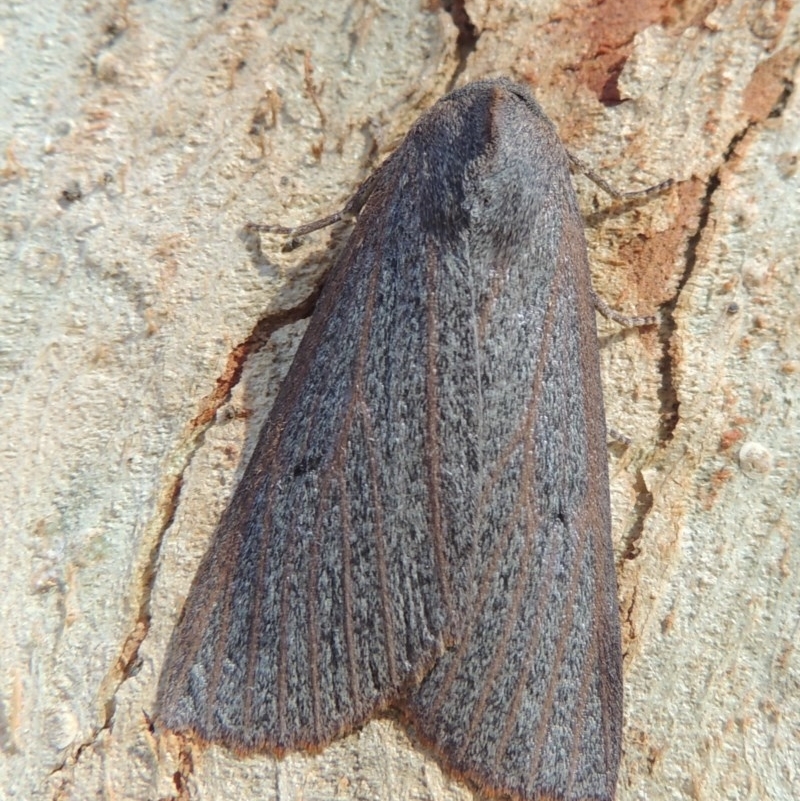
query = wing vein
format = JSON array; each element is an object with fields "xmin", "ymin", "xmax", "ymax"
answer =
[
  {"xmin": 242, "ymin": 497, "xmax": 273, "ymax": 732},
  {"xmin": 204, "ymin": 526, "xmax": 245, "ymax": 736},
  {"xmin": 424, "ymin": 245, "xmax": 453, "ymax": 624},
  {"xmin": 424, "ymin": 260, "xmax": 563, "ymax": 724},
  {"xmin": 564, "ymin": 593, "xmax": 597, "ymax": 798},
  {"xmin": 338, "ymin": 472, "xmax": 359, "ymax": 704},
  {"xmin": 485, "ymin": 261, "xmax": 574, "ymax": 769},
  {"xmin": 456, "ymin": 497, "xmax": 539, "ymax": 759},
  {"xmin": 276, "ymin": 518, "xmax": 297, "ymax": 744},
  {"xmin": 526, "ymin": 512, "xmax": 590, "ymax": 784},
  {"xmin": 360, "ymin": 399, "xmax": 398, "ymax": 685}
]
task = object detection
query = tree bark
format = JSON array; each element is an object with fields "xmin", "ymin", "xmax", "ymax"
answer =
[{"xmin": 1, "ymin": 1, "xmax": 798, "ymax": 799}]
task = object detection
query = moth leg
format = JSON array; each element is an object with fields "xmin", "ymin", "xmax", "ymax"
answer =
[
  {"xmin": 606, "ymin": 426, "xmax": 632, "ymax": 446},
  {"xmin": 567, "ymin": 151, "xmax": 673, "ymax": 200},
  {"xmin": 567, "ymin": 151, "xmax": 668, "ymax": 326},
  {"xmin": 590, "ymin": 288, "xmax": 658, "ymax": 328},
  {"xmin": 591, "ymin": 282, "xmax": 656, "ymax": 446},
  {"xmin": 246, "ymin": 209, "xmax": 348, "ymax": 237},
  {"xmin": 246, "ymin": 160, "xmax": 388, "ymax": 237}
]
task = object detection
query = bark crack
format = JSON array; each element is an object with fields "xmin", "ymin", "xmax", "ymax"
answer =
[
  {"xmin": 48, "ymin": 285, "xmax": 321, "ymax": 797},
  {"xmin": 442, "ymin": 0, "xmax": 479, "ymax": 83},
  {"xmin": 656, "ymin": 63, "xmax": 797, "ymax": 445}
]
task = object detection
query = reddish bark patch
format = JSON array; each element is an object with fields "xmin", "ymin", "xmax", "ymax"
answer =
[
  {"xmin": 742, "ymin": 47, "xmax": 797, "ymax": 124},
  {"xmin": 619, "ymin": 178, "xmax": 706, "ymax": 308}
]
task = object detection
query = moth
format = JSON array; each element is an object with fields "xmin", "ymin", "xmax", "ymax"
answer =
[{"xmin": 158, "ymin": 77, "xmax": 664, "ymax": 801}]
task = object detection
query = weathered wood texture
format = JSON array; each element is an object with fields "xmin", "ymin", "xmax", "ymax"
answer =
[{"xmin": 1, "ymin": 1, "xmax": 797, "ymax": 799}]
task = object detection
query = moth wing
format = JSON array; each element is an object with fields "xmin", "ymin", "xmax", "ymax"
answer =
[
  {"xmin": 156, "ymin": 138, "xmax": 483, "ymax": 752},
  {"xmin": 403, "ymin": 125, "xmax": 622, "ymax": 800}
]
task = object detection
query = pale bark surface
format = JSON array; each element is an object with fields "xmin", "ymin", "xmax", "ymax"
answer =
[{"xmin": 1, "ymin": 1, "xmax": 798, "ymax": 800}]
